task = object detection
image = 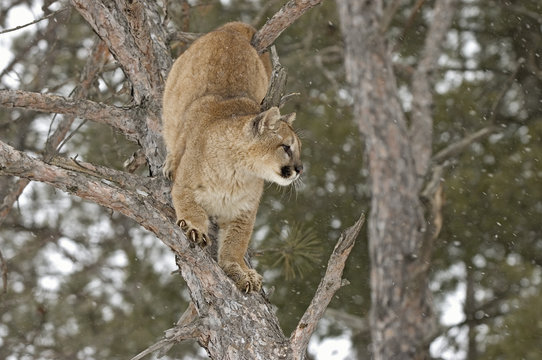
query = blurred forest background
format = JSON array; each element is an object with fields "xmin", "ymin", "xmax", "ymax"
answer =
[{"xmin": 0, "ymin": 0, "xmax": 541, "ymax": 359}]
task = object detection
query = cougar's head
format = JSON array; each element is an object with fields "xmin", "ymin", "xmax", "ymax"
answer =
[{"xmin": 248, "ymin": 107, "xmax": 303, "ymax": 186}]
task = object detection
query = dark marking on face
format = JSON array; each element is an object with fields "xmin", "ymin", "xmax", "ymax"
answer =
[{"xmin": 281, "ymin": 166, "xmax": 292, "ymax": 178}]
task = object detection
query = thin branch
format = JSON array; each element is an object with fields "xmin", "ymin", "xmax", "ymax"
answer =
[
  {"xmin": 0, "ymin": 40, "xmax": 109, "ymax": 231},
  {"xmin": 0, "ymin": 8, "xmax": 69, "ymax": 35},
  {"xmin": 409, "ymin": 0, "xmax": 458, "ymax": 186},
  {"xmin": 431, "ymin": 126, "xmax": 498, "ymax": 165},
  {"xmin": 166, "ymin": 31, "xmax": 202, "ymax": 45},
  {"xmin": 252, "ymin": 0, "xmax": 324, "ymax": 53},
  {"xmin": 70, "ymin": 0, "xmax": 170, "ymax": 105},
  {"xmin": 70, "ymin": 0, "xmax": 169, "ymax": 175},
  {"xmin": 380, "ymin": 0, "xmax": 402, "ymax": 33},
  {"xmin": 0, "ymin": 140, "xmax": 171, "ymax": 234},
  {"xmin": 0, "ymin": 248, "xmax": 7, "ymax": 294},
  {"xmin": 48, "ymin": 155, "xmax": 172, "ymax": 208},
  {"xmin": 123, "ymin": 148, "xmax": 148, "ymax": 173},
  {"xmin": 290, "ymin": 213, "xmax": 365, "ymax": 360},
  {"xmin": 0, "ymin": 89, "xmax": 140, "ymax": 142},
  {"xmin": 0, "ymin": 178, "xmax": 30, "ymax": 227},
  {"xmin": 261, "ymin": 46, "xmax": 288, "ymax": 111},
  {"xmin": 45, "ymin": 39, "xmax": 110, "ymax": 155},
  {"xmin": 130, "ymin": 319, "xmax": 203, "ymax": 360}
]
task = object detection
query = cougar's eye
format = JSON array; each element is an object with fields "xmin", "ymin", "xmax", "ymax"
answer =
[{"xmin": 281, "ymin": 144, "xmax": 292, "ymax": 157}]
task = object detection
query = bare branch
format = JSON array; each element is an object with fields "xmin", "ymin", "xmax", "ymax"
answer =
[
  {"xmin": 130, "ymin": 319, "xmax": 203, "ymax": 360},
  {"xmin": 290, "ymin": 213, "xmax": 365, "ymax": 359},
  {"xmin": 167, "ymin": 31, "xmax": 202, "ymax": 45},
  {"xmin": 0, "ymin": 8, "xmax": 69, "ymax": 35},
  {"xmin": 252, "ymin": 0, "xmax": 324, "ymax": 53},
  {"xmin": 409, "ymin": 0, "xmax": 458, "ymax": 186},
  {"xmin": 70, "ymin": 0, "xmax": 169, "ymax": 175},
  {"xmin": 45, "ymin": 39, "xmax": 110, "ymax": 155},
  {"xmin": 380, "ymin": 0, "xmax": 402, "ymax": 33},
  {"xmin": 48, "ymin": 155, "xmax": 172, "ymax": 209},
  {"xmin": 261, "ymin": 46, "xmax": 288, "ymax": 111},
  {"xmin": 70, "ymin": 0, "xmax": 170, "ymax": 104},
  {"xmin": 431, "ymin": 126, "xmax": 498, "ymax": 165},
  {"xmin": 0, "ymin": 40, "xmax": 110, "ymax": 229},
  {"xmin": 0, "ymin": 178, "xmax": 30, "ymax": 226},
  {"xmin": 0, "ymin": 248, "xmax": 7, "ymax": 294},
  {"xmin": 0, "ymin": 89, "xmax": 140, "ymax": 142}
]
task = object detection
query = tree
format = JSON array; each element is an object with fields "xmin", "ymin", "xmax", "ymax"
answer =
[
  {"xmin": 2, "ymin": 0, "xmax": 542, "ymax": 359},
  {"xmin": 0, "ymin": 1, "xmax": 364, "ymax": 359},
  {"xmin": 337, "ymin": 0, "xmax": 457, "ymax": 358}
]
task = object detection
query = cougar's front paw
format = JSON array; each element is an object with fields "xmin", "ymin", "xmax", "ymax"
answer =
[
  {"xmin": 177, "ymin": 219, "xmax": 210, "ymax": 247},
  {"xmin": 221, "ymin": 262, "xmax": 263, "ymax": 293}
]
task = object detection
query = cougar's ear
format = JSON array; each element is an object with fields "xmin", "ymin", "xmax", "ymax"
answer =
[
  {"xmin": 280, "ymin": 112, "xmax": 296, "ymax": 125},
  {"xmin": 252, "ymin": 107, "xmax": 281, "ymax": 135}
]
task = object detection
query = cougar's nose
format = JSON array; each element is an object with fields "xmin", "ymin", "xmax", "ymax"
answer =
[{"xmin": 294, "ymin": 163, "xmax": 303, "ymax": 175}]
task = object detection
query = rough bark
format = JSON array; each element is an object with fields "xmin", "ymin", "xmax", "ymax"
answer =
[
  {"xmin": 252, "ymin": 0, "xmax": 324, "ymax": 53},
  {"xmin": 0, "ymin": 138, "xmax": 364, "ymax": 360},
  {"xmin": 0, "ymin": 90, "xmax": 140, "ymax": 142},
  {"xmin": 337, "ymin": 0, "xmax": 457, "ymax": 359},
  {"xmin": 0, "ymin": 1, "xmax": 360, "ymax": 359},
  {"xmin": 70, "ymin": 0, "xmax": 171, "ymax": 175}
]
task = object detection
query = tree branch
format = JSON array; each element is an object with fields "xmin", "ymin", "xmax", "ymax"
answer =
[
  {"xmin": 431, "ymin": 126, "xmax": 498, "ymax": 165},
  {"xmin": 409, "ymin": 0, "xmax": 458, "ymax": 187},
  {"xmin": 70, "ymin": 0, "xmax": 171, "ymax": 175},
  {"xmin": 261, "ymin": 46, "xmax": 289, "ymax": 111},
  {"xmin": 45, "ymin": 39, "xmax": 110, "ymax": 155},
  {"xmin": 0, "ymin": 139, "xmax": 291, "ymax": 359},
  {"xmin": 0, "ymin": 89, "xmax": 140, "ymax": 142},
  {"xmin": 130, "ymin": 318, "xmax": 203, "ymax": 360},
  {"xmin": 290, "ymin": 213, "xmax": 365, "ymax": 359},
  {"xmin": 70, "ymin": 0, "xmax": 170, "ymax": 105},
  {"xmin": 252, "ymin": 0, "xmax": 324, "ymax": 53},
  {"xmin": 0, "ymin": 40, "xmax": 109, "ymax": 230},
  {"xmin": 0, "ymin": 8, "xmax": 69, "ymax": 35},
  {"xmin": 48, "ymin": 155, "xmax": 172, "ymax": 208}
]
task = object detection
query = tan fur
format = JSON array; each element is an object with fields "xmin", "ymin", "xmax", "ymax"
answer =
[{"xmin": 162, "ymin": 22, "xmax": 303, "ymax": 293}]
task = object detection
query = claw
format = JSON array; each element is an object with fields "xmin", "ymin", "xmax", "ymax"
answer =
[{"xmin": 189, "ymin": 229, "xmax": 197, "ymax": 242}]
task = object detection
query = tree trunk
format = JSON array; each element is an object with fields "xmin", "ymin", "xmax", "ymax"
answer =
[
  {"xmin": 0, "ymin": 1, "xmax": 368, "ymax": 359},
  {"xmin": 337, "ymin": 0, "xmax": 457, "ymax": 358}
]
